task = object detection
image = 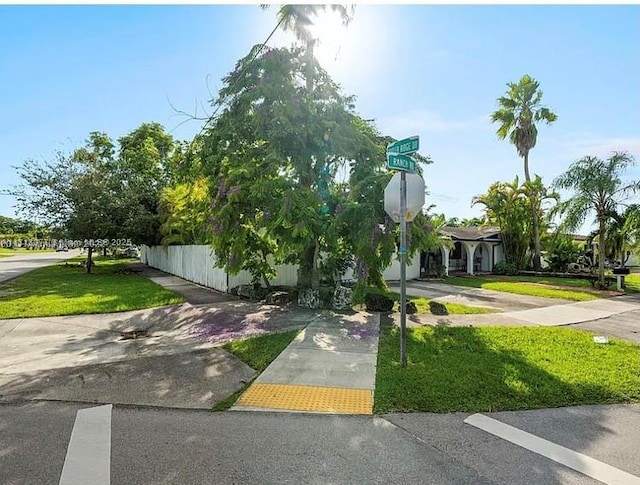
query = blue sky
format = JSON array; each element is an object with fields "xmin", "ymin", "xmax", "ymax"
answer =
[{"xmin": 1, "ymin": 4, "xmax": 639, "ymax": 234}]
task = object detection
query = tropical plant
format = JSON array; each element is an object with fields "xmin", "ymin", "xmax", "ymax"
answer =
[
  {"xmin": 553, "ymin": 152, "xmax": 639, "ymax": 287},
  {"xmin": 159, "ymin": 178, "xmax": 211, "ymax": 245},
  {"xmin": 472, "ymin": 178, "xmax": 531, "ymax": 269},
  {"xmin": 491, "ymin": 74, "xmax": 557, "ymax": 271},
  {"xmin": 599, "ymin": 204, "xmax": 640, "ymax": 267},
  {"xmin": 542, "ymin": 232, "xmax": 582, "ymax": 272}
]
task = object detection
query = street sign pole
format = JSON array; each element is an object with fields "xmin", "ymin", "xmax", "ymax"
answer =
[
  {"xmin": 399, "ymin": 171, "xmax": 407, "ymax": 368},
  {"xmin": 385, "ymin": 135, "xmax": 422, "ymax": 369}
]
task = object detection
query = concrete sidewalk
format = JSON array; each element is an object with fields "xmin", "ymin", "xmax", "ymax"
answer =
[
  {"xmin": 232, "ymin": 311, "xmax": 380, "ymax": 415},
  {"xmin": 129, "ymin": 262, "xmax": 238, "ymax": 306}
]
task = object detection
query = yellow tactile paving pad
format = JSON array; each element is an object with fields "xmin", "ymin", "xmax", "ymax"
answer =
[{"xmin": 237, "ymin": 383, "xmax": 373, "ymax": 415}]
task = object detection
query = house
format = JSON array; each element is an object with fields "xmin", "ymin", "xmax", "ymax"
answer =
[{"xmin": 421, "ymin": 226, "xmax": 504, "ymax": 277}]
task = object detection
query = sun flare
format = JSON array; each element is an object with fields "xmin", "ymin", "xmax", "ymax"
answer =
[{"xmin": 308, "ymin": 9, "xmax": 349, "ymax": 66}]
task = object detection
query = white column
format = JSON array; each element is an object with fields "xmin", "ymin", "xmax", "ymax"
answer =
[
  {"xmin": 441, "ymin": 246, "xmax": 450, "ymax": 276},
  {"xmin": 464, "ymin": 242, "xmax": 479, "ymax": 275}
]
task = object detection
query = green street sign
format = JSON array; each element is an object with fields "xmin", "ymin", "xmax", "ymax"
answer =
[
  {"xmin": 386, "ymin": 153, "xmax": 416, "ymax": 172},
  {"xmin": 387, "ymin": 136, "xmax": 419, "ymax": 155}
]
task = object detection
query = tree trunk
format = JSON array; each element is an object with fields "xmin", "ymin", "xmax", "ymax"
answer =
[
  {"xmin": 524, "ymin": 151, "xmax": 542, "ymax": 271},
  {"xmin": 297, "ymin": 245, "xmax": 315, "ymax": 288},
  {"xmin": 598, "ymin": 216, "xmax": 606, "ymax": 287},
  {"xmin": 311, "ymin": 240, "xmax": 320, "ymax": 290},
  {"xmin": 86, "ymin": 246, "xmax": 93, "ymax": 274},
  {"xmin": 294, "ymin": 41, "xmax": 320, "ymax": 290},
  {"xmin": 260, "ymin": 251, "xmax": 272, "ymax": 290},
  {"xmin": 262, "ymin": 275, "xmax": 272, "ymax": 290},
  {"xmin": 531, "ymin": 208, "xmax": 542, "ymax": 271}
]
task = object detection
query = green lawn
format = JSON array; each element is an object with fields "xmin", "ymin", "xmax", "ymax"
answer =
[
  {"xmin": 443, "ymin": 276, "xmax": 599, "ymax": 301},
  {"xmin": 389, "ymin": 292, "xmax": 495, "ymax": 315},
  {"xmin": 213, "ymin": 329, "xmax": 301, "ymax": 411},
  {"xmin": 375, "ymin": 326, "xmax": 640, "ymax": 413},
  {"xmin": 626, "ymin": 274, "xmax": 640, "ymax": 292},
  {"xmin": 0, "ymin": 257, "xmax": 184, "ymax": 318}
]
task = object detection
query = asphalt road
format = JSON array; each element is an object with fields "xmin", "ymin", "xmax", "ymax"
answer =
[
  {"xmin": 0, "ymin": 250, "xmax": 79, "ymax": 283},
  {"xmin": 2, "ymin": 401, "xmax": 638, "ymax": 485}
]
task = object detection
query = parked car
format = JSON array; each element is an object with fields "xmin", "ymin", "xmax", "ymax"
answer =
[{"xmin": 123, "ymin": 245, "xmax": 140, "ymax": 258}]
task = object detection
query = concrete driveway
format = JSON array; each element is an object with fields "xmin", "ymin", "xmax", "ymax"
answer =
[
  {"xmin": 388, "ymin": 279, "xmax": 640, "ymax": 343},
  {"xmin": 0, "ymin": 254, "xmax": 313, "ymax": 409},
  {"xmin": 390, "ymin": 279, "xmax": 576, "ymax": 312},
  {"xmin": 0, "ymin": 301, "xmax": 313, "ymax": 409}
]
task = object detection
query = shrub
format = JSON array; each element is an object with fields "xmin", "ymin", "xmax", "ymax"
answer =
[
  {"xmin": 493, "ymin": 261, "xmax": 518, "ymax": 275},
  {"xmin": 428, "ymin": 301, "xmax": 448, "ymax": 315},
  {"xmin": 434, "ymin": 264, "xmax": 447, "ymax": 278},
  {"xmin": 364, "ymin": 293, "xmax": 394, "ymax": 312}
]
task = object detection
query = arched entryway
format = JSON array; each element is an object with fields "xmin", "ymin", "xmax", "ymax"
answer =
[
  {"xmin": 472, "ymin": 242, "xmax": 493, "ymax": 273},
  {"xmin": 421, "ymin": 248, "xmax": 450, "ymax": 277},
  {"xmin": 449, "ymin": 241, "xmax": 467, "ymax": 273}
]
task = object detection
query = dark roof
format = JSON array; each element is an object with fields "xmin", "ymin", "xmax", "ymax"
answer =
[
  {"xmin": 442, "ymin": 226, "xmax": 501, "ymax": 241},
  {"xmin": 569, "ymin": 234, "xmax": 589, "ymax": 242}
]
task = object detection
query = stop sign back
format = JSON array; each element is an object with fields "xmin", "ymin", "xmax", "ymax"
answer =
[{"xmin": 384, "ymin": 172, "xmax": 426, "ymax": 222}]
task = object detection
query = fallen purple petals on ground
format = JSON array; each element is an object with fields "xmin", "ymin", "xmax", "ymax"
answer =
[
  {"xmin": 341, "ymin": 324, "xmax": 379, "ymax": 339},
  {"xmin": 190, "ymin": 307, "xmax": 294, "ymax": 344}
]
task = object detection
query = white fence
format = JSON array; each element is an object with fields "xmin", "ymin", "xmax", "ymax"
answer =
[{"xmin": 140, "ymin": 244, "xmax": 420, "ymax": 292}]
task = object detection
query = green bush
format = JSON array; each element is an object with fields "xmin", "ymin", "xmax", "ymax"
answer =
[
  {"xmin": 493, "ymin": 261, "xmax": 518, "ymax": 275},
  {"xmin": 364, "ymin": 293, "xmax": 394, "ymax": 312}
]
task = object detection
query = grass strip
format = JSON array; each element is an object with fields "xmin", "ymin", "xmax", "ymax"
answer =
[
  {"xmin": 388, "ymin": 292, "xmax": 495, "ymax": 315},
  {"xmin": 444, "ymin": 276, "xmax": 599, "ymax": 301},
  {"xmin": 375, "ymin": 326, "xmax": 640, "ymax": 413},
  {"xmin": 0, "ymin": 256, "xmax": 184, "ymax": 318},
  {"xmin": 213, "ymin": 329, "xmax": 301, "ymax": 411}
]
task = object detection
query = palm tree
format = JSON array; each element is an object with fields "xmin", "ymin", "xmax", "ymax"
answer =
[
  {"xmin": 491, "ymin": 74, "xmax": 557, "ymax": 271},
  {"xmin": 599, "ymin": 204, "xmax": 640, "ymax": 267},
  {"xmin": 472, "ymin": 177, "xmax": 531, "ymax": 269},
  {"xmin": 263, "ymin": 4, "xmax": 354, "ymax": 92},
  {"xmin": 553, "ymin": 152, "xmax": 638, "ymax": 287}
]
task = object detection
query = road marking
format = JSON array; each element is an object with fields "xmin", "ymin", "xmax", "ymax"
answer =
[
  {"xmin": 464, "ymin": 413, "xmax": 640, "ymax": 485},
  {"xmin": 59, "ymin": 404, "xmax": 112, "ymax": 485}
]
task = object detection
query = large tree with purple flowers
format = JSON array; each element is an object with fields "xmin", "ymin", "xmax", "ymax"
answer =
[{"xmin": 200, "ymin": 44, "xmax": 438, "ymax": 290}]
